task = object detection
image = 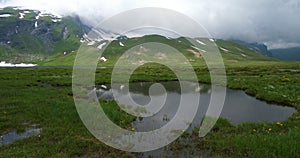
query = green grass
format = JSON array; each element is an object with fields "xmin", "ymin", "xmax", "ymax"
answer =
[
  {"xmin": 168, "ymin": 115, "xmax": 300, "ymax": 157},
  {"xmin": 0, "ymin": 8, "xmax": 82, "ymax": 63},
  {"xmin": 1, "ymin": 33, "xmax": 300, "ymax": 157},
  {"xmin": 0, "ymin": 60, "xmax": 299, "ymax": 157},
  {"xmin": 215, "ymin": 40, "xmax": 275, "ymax": 62},
  {"xmin": 40, "ymin": 35, "xmax": 276, "ymax": 67},
  {"xmin": 0, "ymin": 68, "xmax": 135, "ymax": 157},
  {"xmin": 41, "ymin": 51, "xmax": 77, "ymax": 66}
]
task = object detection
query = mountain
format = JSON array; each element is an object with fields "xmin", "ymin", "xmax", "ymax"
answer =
[
  {"xmin": 215, "ymin": 39, "xmax": 275, "ymax": 61},
  {"xmin": 0, "ymin": 7, "xmax": 88, "ymax": 63},
  {"xmin": 270, "ymin": 47, "xmax": 300, "ymax": 61},
  {"xmin": 230, "ymin": 40, "xmax": 300, "ymax": 61},
  {"xmin": 230, "ymin": 40, "xmax": 273, "ymax": 57},
  {"xmin": 41, "ymin": 35, "xmax": 275, "ymax": 66},
  {"xmin": 0, "ymin": 7, "xmax": 276, "ymax": 66}
]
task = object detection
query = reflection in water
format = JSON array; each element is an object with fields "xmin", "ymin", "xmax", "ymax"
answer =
[
  {"xmin": 96, "ymin": 81, "xmax": 296, "ymax": 157},
  {"xmin": 97, "ymin": 81, "xmax": 296, "ymax": 131},
  {"xmin": 0, "ymin": 128, "xmax": 41, "ymax": 146}
]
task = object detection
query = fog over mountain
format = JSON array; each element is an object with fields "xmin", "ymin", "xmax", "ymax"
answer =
[{"xmin": 1, "ymin": 0, "xmax": 300, "ymax": 49}]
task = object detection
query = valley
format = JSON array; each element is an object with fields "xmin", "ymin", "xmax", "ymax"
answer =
[{"xmin": 0, "ymin": 6, "xmax": 300, "ymax": 158}]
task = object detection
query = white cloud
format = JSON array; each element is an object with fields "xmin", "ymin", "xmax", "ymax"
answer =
[{"xmin": 1, "ymin": 0, "xmax": 300, "ymax": 48}]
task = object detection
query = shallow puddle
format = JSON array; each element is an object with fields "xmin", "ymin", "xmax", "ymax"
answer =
[{"xmin": 0, "ymin": 128, "xmax": 41, "ymax": 146}]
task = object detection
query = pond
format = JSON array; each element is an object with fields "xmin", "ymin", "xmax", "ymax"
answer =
[
  {"xmin": 97, "ymin": 81, "xmax": 296, "ymax": 130},
  {"xmin": 96, "ymin": 81, "xmax": 296, "ymax": 157}
]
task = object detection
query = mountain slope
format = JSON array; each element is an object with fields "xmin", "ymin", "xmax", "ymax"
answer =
[
  {"xmin": 42, "ymin": 35, "xmax": 276, "ymax": 66},
  {"xmin": 230, "ymin": 40, "xmax": 272, "ymax": 57},
  {"xmin": 0, "ymin": 7, "xmax": 86, "ymax": 63},
  {"xmin": 270, "ymin": 47, "xmax": 300, "ymax": 61},
  {"xmin": 0, "ymin": 7, "xmax": 275, "ymax": 66},
  {"xmin": 215, "ymin": 40, "xmax": 275, "ymax": 61}
]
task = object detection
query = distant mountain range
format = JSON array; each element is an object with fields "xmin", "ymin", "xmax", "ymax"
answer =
[
  {"xmin": 230, "ymin": 40, "xmax": 272, "ymax": 57},
  {"xmin": 41, "ymin": 34, "xmax": 275, "ymax": 66},
  {"xmin": 0, "ymin": 7, "xmax": 298, "ymax": 64},
  {"xmin": 231, "ymin": 40, "xmax": 300, "ymax": 61},
  {"xmin": 270, "ymin": 47, "xmax": 300, "ymax": 61}
]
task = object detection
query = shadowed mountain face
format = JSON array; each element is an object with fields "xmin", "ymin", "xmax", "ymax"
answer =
[
  {"xmin": 0, "ymin": 7, "xmax": 87, "ymax": 63},
  {"xmin": 229, "ymin": 40, "xmax": 300, "ymax": 61},
  {"xmin": 270, "ymin": 47, "xmax": 300, "ymax": 61},
  {"xmin": 229, "ymin": 40, "xmax": 273, "ymax": 57}
]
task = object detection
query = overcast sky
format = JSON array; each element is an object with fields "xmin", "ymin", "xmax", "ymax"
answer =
[{"xmin": 1, "ymin": 0, "xmax": 300, "ymax": 49}]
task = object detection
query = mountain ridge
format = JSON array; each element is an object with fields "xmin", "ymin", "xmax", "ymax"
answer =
[
  {"xmin": 270, "ymin": 47, "xmax": 300, "ymax": 61},
  {"xmin": 0, "ymin": 7, "xmax": 277, "ymax": 65},
  {"xmin": 229, "ymin": 39, "xmax": 272, "ymax": 57},
  {"xmin": 0, "ymin": 7, "xmax": 88, "ymax": 63},
  {"xmin": 41, "ymin": 34, "xmax": 276, "ymax": 66}
]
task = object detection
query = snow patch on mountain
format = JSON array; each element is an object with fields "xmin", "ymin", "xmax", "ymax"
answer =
[
  {"xmin": 191, "ymin": 46, "xmax": 207, "ymax": 52},
  {"xmin": 0, "ymin": 14, "xmax": 12, "ymax": 17},
  {"xmin": 196, "ymin": 40, "xmax": 206, "ymax": 45},
  {"xmin": 220, "ymin": 47, "xmax": 229, "ymax": 52},
  {"xmin": 100, "ymin": 57, "xmax": 107, "ymax": 62},
  {"xmin": 0, "ymin": 61, "xmax": 37, "ymax": 67},
  {"xmin": 241, "ymin": 53, "xmax": 247, "ymax": 57},
  {"xmin": 52, "ymin": 19, "xmax": 61, "ymax": 22},
  {"xmin": 19, "ymin": 12, "xmax": 25, "ymax": 19},
  {"xmin": 87, "ymin": 41, "xmax": 95, "ymax": 46},
  {"xmin": 97, "ymin": 42, "xmax": 107, "ymax": 50}
]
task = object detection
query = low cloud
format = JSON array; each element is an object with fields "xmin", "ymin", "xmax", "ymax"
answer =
[{"xmin": 1, "ymin": 0, "xmax": 300, "ymax": 49}]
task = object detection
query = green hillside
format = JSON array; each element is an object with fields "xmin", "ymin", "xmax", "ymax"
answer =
[
  {"xmin": 0, "ymin": 7, "xmax": 84, "ymax": 63},
  {"xmin": 0, "ymin": 7, "xmax": 275, "ymax": 66},
  {"xmin": 271, "ymin": 47, "xmax": 300, "ymax": 61},
  {"xmin": 41, "ymin": 35, "xmax": 276, "ymax": 67}
]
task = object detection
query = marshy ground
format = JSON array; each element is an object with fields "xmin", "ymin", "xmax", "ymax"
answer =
[{"xmin": 0, "ymin": 61, "xmax": 299, "ymax": 157}]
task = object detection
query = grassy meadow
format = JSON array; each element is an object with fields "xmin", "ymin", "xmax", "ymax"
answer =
[
  {"xmin": 0, "ymin": 36, "xmax": 300, "ymax": 157},
  {"xmin": 0, "ymin": 60, "xmax": 299, "ymax": 157}
]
